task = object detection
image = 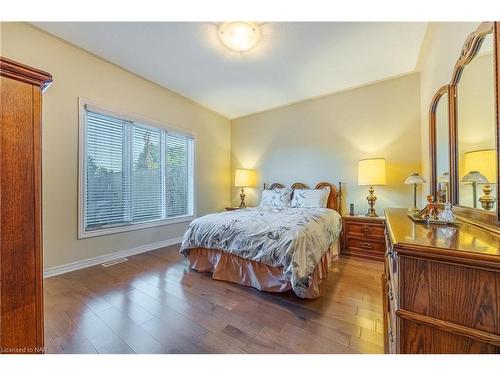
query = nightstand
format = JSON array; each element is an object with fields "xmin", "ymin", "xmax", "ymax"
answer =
[{"xmin": 341, "ymin": 215, "xmax": 386, "ymax": 261}]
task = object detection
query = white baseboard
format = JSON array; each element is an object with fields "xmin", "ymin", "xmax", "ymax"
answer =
[{"xmin": 43, "ymin": 237, "xmax": 183, "ymax": 278}]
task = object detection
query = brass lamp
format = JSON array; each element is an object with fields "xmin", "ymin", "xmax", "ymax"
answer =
[
  {"xmin": 463, "ymin": 149, "xmax": 496, "ymax": 210},
  {"xmin": 358, "ymin": 158, "xmax": 386, "ymax": 217},
  {"xmin": 404, "ymin": 173, "xmax": 426, "ymax": 214},
  {"xmin": 234, "ymin": 169, "xmax": 257, "ymax": 208}
]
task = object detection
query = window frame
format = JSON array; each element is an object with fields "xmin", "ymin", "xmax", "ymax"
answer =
[{"xmin": 78, "ymin": 98, "xmax": 196, "ymax": 239}]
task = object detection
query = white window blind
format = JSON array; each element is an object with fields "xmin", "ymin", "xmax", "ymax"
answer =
[
  {"xmin": 82, "ymin": 106, "xmax": 194, "ymax": 236},
  {"xmin": 132, "ymin": 126, "xmax": 163, "ymax": 222},
  {"xmin": 166, "ymin": 134, "xmax": 193, "ymax": 218},
  {"xmin": 85, "ymin": 111, "xmax": 127, "ymax": 229}
]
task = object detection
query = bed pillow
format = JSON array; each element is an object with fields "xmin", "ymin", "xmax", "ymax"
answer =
[
  {"xmin": 260, "ymin": 188, "xmax": 292, "ymax": 208},
  {"xmin": 291, "ymin": 188, "xmax": 330, "ymax": 208}
]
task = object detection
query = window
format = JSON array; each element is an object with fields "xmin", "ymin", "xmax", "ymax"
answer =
[{"xmin": 79, "ymin": 102, "xmax": 194, "ymax": 238}]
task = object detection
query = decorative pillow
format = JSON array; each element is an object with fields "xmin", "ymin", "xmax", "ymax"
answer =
[
  {"xmin": 260, "ymin": 188, "xmax": 293, "ymax": 208},
  {"xmin": 291, "ymin": 188, "xmax": 330, "ymax": 208}
]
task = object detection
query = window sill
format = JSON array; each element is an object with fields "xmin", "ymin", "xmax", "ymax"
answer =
[{"xmin": 78, "ymin": 215, "xmax": 195, "ymax": 239}]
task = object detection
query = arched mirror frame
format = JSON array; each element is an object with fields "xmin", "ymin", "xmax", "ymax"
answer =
[
  {"xmin": 429, "ymin": 84, "xmax": 451, "ymax": 200},
  {"xmin": 447, "ymin": 21, "xmax": 500, "ymax": 229}
]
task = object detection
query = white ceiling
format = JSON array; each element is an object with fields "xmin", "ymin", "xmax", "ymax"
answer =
[{"xmin": 32, "ymin": 22, "xmax": 428, "ymax": 119}]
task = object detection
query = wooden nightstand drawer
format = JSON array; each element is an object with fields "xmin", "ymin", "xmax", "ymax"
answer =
[
  {"xmin": 345, "ymin": 221, "xmax": 385, "ymax": 239},
  {"xmin": 346, "ymin": 238, "xmax": 385, "ymax": 253},
  {"xmin": 341, "ymin": 215, "xmax": 386, "ymax": 261}
]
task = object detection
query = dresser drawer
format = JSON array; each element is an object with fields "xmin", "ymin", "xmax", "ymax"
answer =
[
  {"xmin": 386, "ymin": 280, "xmax": 398, "ymax": 353},
  {"xmin": 345, "ymin": 221, "xmax": 385, "ymax": 239},
  {"xmin": 384, "ymin": 230, "xmax": 398, "ymax": 298}
]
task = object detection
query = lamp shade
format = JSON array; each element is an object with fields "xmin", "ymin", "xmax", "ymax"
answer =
[
  {"xmin": 358, "ymin": 158, "xmax": 386, "ymax": 186},
  {"xmin": 463, "ymin": 149, "xmax": 496, "ymax": 182},
  {"xmin": 235, "ymin": 169, "xmax": 257, "ymax": 187},
  {"xmin": 461, "ymin": 171, "xmax": 488, "ymax": 183},
  {"xmin": 405, "ymin": 173, "xmax": 426, "ymax": 184}
]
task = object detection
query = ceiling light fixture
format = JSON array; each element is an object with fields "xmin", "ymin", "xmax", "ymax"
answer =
[{"xmin": 218, "ymin": 22, "xmax": 260, "ymax": 52}]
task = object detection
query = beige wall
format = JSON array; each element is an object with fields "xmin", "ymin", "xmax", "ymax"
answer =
[
  {"xmin": 231, "ymin": 73, "xmax": 422, "ymax": 215},
  {"xmin": 417, "ymin": 22, "xmax": 481, "ymax": 203},
  {"xmin": 0, "ymin": 22, "xmax": 231, "ymax": 269}
]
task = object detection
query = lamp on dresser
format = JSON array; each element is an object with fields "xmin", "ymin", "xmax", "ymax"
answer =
[
  {"xmin": 404, "ymin": 173, "xmax": 426, "ymax": 213},
  {"xmin": 358, "ymin": 158, "xmax": 386, "ymax": 217},
  {"xmin": 234, "ymin": 168, "xmax": 257, "ymax": 207},
  {"xmin": 462, "ymin": 149, "xmax": 496, "ymax": 210}
]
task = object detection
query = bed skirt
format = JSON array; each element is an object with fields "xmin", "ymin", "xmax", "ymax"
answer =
[{"xmin": 186, "ymin": 240, "xmax": 339, "ymax": 299}]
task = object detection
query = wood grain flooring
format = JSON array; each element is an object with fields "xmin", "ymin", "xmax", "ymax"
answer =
[{"xmin": 44, "ymin": 245, "xmax": 384, "ymax": 354}]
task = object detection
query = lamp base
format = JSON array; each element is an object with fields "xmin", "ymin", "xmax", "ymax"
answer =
[
  {"xmin": 365, "ymin": 186, "xmax": 378, "ymax": 217},
  {"xmin": 408, "ymin": 183, "xmax": 420, "ymax": 215},
  {"xmin": 239, "ymin": 187, "xmax": 246, "ymax": 208},
  {"xmin": 479, "ymin": 184, "xmax": 496, "ymax": 211}
]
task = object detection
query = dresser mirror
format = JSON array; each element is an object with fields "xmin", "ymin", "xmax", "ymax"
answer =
[
  {"xmin": 430, "ymin": 22, "xmax": 500, "ymax": 229},
  {"xmin": 429, "ymin": 85, "xmax": 451, "ymax": 202},
  {"xmin": 456, "ymin": 32, "xmax": 496, "ymax": 212}
]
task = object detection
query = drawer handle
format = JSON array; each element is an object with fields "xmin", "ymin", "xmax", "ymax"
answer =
[
  {"xmin": 362, "ymin": 225, "xmax": 371, "ymax": 235},
  {"xmin": 360, "ymin": 242, "xmax": 373, "ymax": 249}
]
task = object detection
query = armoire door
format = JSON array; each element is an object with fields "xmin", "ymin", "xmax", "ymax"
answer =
[{"xmin": 0, "ymin": 57, "xmax": 52, "ymax": 354}]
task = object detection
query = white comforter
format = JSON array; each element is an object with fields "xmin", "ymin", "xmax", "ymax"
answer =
[{"xmin": 180, "ymin": 206, "xmax": 342, "ymax": 297}]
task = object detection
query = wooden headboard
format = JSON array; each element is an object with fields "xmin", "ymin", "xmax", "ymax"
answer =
[{"xmin": 263, "ymin": 181, "xmax": 343, "ymax": 214}]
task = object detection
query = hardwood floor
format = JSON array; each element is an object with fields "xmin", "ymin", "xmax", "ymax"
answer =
[{"xmin": 44, "ymin": 245, "xmax": 385, "ymax": 354}]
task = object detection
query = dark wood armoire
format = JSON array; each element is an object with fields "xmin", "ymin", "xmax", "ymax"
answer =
[{"xmin": 0, "ymin": 57, "xmax": 52, "ymax": 353}]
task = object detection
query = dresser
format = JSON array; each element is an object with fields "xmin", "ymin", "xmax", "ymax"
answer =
[
  {"xmin": 0, "ymin": 57, "xmax": 52, "ymax": 353},
  {"xmin": 383, "ymin": 208, "xmax": 500, "ymax": 354},
  {"xmin": 341, "ymin": 215, "xmax": 385, "ymax": 261}
]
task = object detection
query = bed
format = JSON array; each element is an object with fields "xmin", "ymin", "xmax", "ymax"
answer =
[{"xmin": 180, "ymin": 182, "xmax": 343, "ymax": 298}]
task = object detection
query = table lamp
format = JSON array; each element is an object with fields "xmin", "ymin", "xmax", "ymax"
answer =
[
  {"xmin": 358, "ymin": 158, "xmax": 386, "ymax": 217},
  {"xmin": 234, "ymin": 169, "xmax": 257, "ymax": 207},
  {"xmin": 462, "ymin": 149, "xmax": 496, "ymax": 210},
  {"xmin": 404, "ymin": 173, "xmax": 426, "ymax": 213}
]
